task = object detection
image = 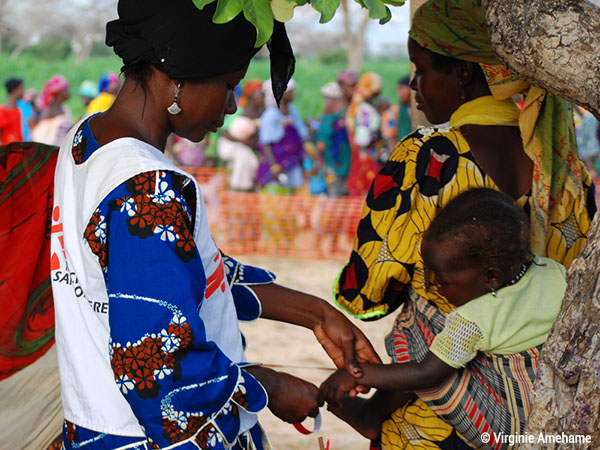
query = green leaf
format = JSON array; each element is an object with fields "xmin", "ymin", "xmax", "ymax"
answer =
[
  {"xmin": 243, "ymin": 0, "xmax": 275, "ymax": 47},
  {"xmin": 311, "ymin": 0, "xmax": 340, "ymax": 23},
  {"xmin": 363, "ymin": 0, "xmax": 387, "ymax": 19},
  {"xmin": 384, "ymin": 0, "xmax": 406, "ymax": 5},
  {"xmin": 379, "ymin": 5, "xmax": 392, "ymax": 24},
  {"xmin": 292, "ymin": 0, "xmax": 308, "ymax": 5},
  {"xmin": 192, "ymin": 0, "xmax": 217, "ymax": 10},
  {"xmin": 270, "ymin": 0, "xmax": 296, "ymax": 22},
  {"xmin": 213, "ymin": 0, "xmax": 243, "ymax": 23}
]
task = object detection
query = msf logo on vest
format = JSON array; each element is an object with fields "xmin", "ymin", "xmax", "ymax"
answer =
[{"xmin": 51, "ymin": 205, "xmax": 84, "ymax": 298}]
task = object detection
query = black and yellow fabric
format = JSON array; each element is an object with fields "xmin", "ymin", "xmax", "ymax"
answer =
[
  {"xmin": 334, "ymin": 124, "xmax": 595, "ymax": 449},
  {"xmin": 334, "ymin": 2, "xmax": 596, "ymax": 447},
  {"xmin": 408, "ymin": 0, "xmax": 588, "ymax": 257}
]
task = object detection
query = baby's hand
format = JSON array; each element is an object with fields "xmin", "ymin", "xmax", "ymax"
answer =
[{"xmin": 318, "ymin": 368, "xmax": 358, "ymax": 407}]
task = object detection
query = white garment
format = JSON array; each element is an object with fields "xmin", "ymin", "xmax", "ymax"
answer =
[
  {"xmin": 51, "ymin": 121, "xmax": 255, "ymax": 437},
  {"xmin": 218, "ymin": 137, "xmax": 259, "ymax": 191}
]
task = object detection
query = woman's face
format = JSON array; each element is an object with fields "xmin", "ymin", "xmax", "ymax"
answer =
[
  {"xmin": 421, "ymin": 237, "xmax": 489, "ymax": 307},
  {"xmin": 170, "ymin": 66, "xmax": 247, "ymax": 142},
  {"xmin": 339, "ymin": 80, "xmax": 355, "ymax": 102},
  {"xmin": 248, "ymin": 89, "xmax": 265, "ymax": 109},
  {"xmin": 408, "ymin": 38, "xmax": 462, "ymax": 125}
]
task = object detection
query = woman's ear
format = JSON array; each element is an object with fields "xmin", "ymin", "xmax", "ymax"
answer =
[{"xmin": 485, "ymin": 267, "xmax": 504, "ymax": 291}]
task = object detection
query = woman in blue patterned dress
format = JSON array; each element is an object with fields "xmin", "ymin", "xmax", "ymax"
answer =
[{"xmin": 50, "ymin": 1, "xmax": 379, "ymax": 449}]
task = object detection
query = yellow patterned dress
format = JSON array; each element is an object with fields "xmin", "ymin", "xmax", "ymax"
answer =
[{"xmin": 334, "ymin": 125, "xmax": 596, "ymax": 449}]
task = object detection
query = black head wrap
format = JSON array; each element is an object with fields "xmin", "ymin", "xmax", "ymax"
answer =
[{"xmin": 106, "ymin": 0, "xmax": 295, "ymax": 105}]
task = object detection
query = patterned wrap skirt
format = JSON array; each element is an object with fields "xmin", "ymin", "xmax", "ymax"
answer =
[{"xmin": 380, "ymin": 289, "xmax": 540, "ymax": 450}]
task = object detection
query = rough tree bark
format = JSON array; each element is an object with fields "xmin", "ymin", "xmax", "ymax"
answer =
[
  {"xmin": 482, "ymin": 1, "xmax": 600, "ymax": 446},
  {"xmin": 483, "ymin": 0, "xmax": 600, "ymax": 120}
]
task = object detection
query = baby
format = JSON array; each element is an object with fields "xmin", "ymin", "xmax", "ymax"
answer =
[{"xmin": 320, "ymin": 187, "xmax": 566, "ymax": 441}]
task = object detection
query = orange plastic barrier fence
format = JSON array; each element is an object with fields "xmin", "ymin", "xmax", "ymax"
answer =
[{"xmin": 180, "ymin": 166, "xmax": 364, "ymax": 259}]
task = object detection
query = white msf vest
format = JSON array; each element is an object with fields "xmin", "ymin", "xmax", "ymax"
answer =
[{"xmin": 51, "ymin": 123, "xmax": 249, "ymax": 436}]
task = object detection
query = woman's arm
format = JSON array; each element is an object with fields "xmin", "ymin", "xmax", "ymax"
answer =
[{"xmin": 251, "ymin": 283, "xmax": 382, "ymax": 376}]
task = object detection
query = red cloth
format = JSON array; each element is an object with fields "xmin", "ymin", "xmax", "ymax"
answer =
[
  {"xmin": 0, "ymin": 106, "xmax": 23, "ymax": 144},
  {"xmin": 0, "ymin": 142, "xmax": 58, "ymax": 380}
]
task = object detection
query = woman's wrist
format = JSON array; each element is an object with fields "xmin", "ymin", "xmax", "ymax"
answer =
[{"xmin": 251, "ymin": 284, "xmax": 326, "ymax": 329}]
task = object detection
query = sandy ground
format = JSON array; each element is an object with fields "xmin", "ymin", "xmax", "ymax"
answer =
[{"xmin": 238, "ymin": 255, "xmax": 397, "ymax": 450}]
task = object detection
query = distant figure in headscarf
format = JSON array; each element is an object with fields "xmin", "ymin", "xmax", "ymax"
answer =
[
  {"xmin": 78, "ymin": 80, "xmax": 98, "ymax": 109},
  {"xmin": 85, "ymin": 71, "xmax": 120, "ymax": 115},
  {"xmin": 257, "ymin": 78, "xmax": 308, "ymax": 194},
  {"xmin": 336, "ymin": 69, "xmax": 358, "ymax": 106},
  {"xmin": 345, "ymin": 72, "xmax": 383, "ymax": 197},
  {"xmin": 218, "ymin": 115, "xmax": 259, "ymax": 191},
  {"xmin": 31, "ymin": 75, "xmax": 73, "ymax": 146},
  {"xmin": 237, "ymin": 79, "xmax": 265, "ymax": 117}
]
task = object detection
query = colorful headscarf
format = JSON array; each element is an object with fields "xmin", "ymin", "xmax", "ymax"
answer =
[
  {"xmin": 78, "ymin": 80, "xmax": 98, "ymax": 99},
  {"xmin": 410, "ymin": 0, "xmax": 586, "ymax": 254},
  {"xmin": 238, "ymin": 80, "xmax": 264, "ymax": 108},
  {"xmin": 98, "ymin": 72, "xmax": 120, "ymax": 93},
  {"xmin": 337, "ymin": 70, "xmax": 359, "ymax": 86},
  {"xmin": 321, "ymin": 81, "xmax": 344, "ymax": 99},
  {"xmin": 37, "ymin": 75, "xmax": 69, "ymax": 110},
  {"xmin": 346, "ymin": 72, "xmax": 383, "ymax": 134}
]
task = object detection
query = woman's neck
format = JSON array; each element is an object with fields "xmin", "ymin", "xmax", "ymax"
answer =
[{"xmin": 88, "ymin": 77, "xmax": 171, "ymax": 151}]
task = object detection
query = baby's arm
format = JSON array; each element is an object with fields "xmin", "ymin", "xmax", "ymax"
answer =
[{"xmin": 319, "ymin": 351, "xmax": 455, "ymax": 406}]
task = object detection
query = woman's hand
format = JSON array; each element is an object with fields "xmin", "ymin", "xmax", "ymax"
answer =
[
  {"xmin": 313, "ymin": 305, "xmax": 382, "ymax": 377},
  {"xmin": 252, "ymin": 283, "xmax": 382, "ymax": 379},
  {"xmin": 318, "ymin": 368, "xmax": 358, "ymax": 408},
  {"xmin": 244, "ymin": 366, "xmax": 322, "ymax": 423}
]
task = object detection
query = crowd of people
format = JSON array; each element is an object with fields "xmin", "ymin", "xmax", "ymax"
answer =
[
  {"xmin": 5, "ymin": 69, "xmax": 598, "ymax": 202},
  {"xmin": 2, "ymin": 0, "xmax": 600, "ymax": 449},
  {"xmin": 0, "ymin": 72, "xmax": 122, "ymax": 148},
  {"xmin": 169, "ymin": 71, "xmax": 414, "ymax": 198}
]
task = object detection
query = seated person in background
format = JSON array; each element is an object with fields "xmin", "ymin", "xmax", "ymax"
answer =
[
  {"xmin": 217, "ymin": 115, "xmax": 259, "ymax": 191},
  {"xmin": 321, "ymin": 188, "xmax": 567, "ymax": 448}
]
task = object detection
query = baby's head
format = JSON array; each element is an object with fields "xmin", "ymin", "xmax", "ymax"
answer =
[{"xmin": 421, "ymin": 188, "xmax": 532, "ymax": 306}]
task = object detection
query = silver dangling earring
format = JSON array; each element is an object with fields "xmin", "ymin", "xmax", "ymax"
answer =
[
  {"xmin": 167, "ymin": 82, "xmax": 182, "ymax": 115},
  {"xmin": 491, "ymin": 287, "xmax": 497, "ymax": 297}
]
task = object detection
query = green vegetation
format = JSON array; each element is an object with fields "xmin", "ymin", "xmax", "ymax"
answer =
[{"xmin": 0, "ymin": 54, "xmax": 409, "ymax": 120}]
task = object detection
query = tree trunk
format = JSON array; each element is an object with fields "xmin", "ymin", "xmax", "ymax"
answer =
[
  {"xmin": 482, "ymin": 1, "xmax": 600, "ymax": 445},
  {"xmin": 10, "ymin": 41, "xmax": 28, "ymax": 60},
  {"xmin": 483, "ymin": 0, "xmax": 600, "ymax": 120},
  {"xmin": 526, "ymin": 215, "xmax": 600, "ymax": 448},
  {"xmin": 341, "ymin": 0, "xmax": 369, "ymax": 72}
]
